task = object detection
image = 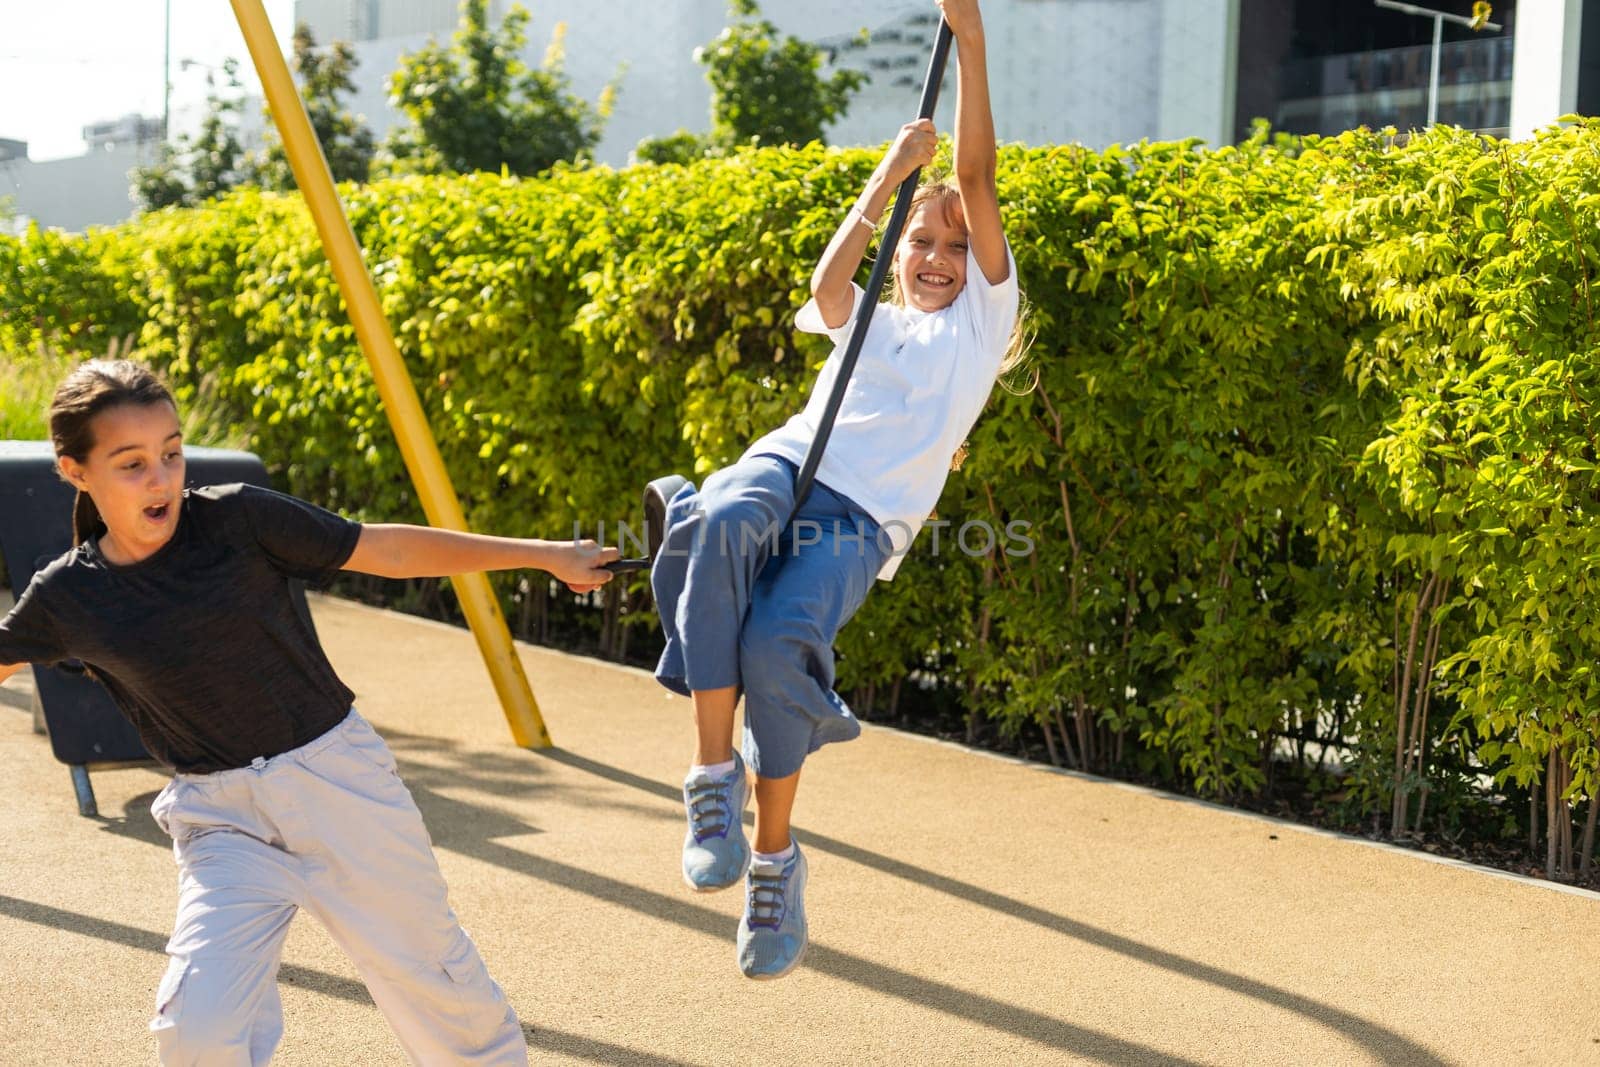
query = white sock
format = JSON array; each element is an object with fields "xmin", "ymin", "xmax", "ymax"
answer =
[
  {"xmin": 753, "ymin": 842, "xmax": 794, "ymax": 866},
  {"xmin": 691, "ymin": 757, "xmax": 736, "ymax": 778}
]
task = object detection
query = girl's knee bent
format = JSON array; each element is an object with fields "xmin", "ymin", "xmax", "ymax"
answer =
[{"xmin": 151, "ymin": 956, "xmax": 273, "ymax": 1066}]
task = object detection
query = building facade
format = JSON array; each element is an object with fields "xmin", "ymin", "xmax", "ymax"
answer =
[
  {"xmin": 297, "ymin": 0, "xmax": 1241, "ymax": 165},
  {"xmin": 8, "ymin": 0, "xmax": 1600, "ymax": 230},
  {"xmin": 1, "ymin": 140, "xmax": 155, "ymax": 234}
]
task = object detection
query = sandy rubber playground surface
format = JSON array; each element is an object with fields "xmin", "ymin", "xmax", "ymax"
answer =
[{"xmin": 0, "ymin": 592, "xmax": 1596, "ymax": 1066}]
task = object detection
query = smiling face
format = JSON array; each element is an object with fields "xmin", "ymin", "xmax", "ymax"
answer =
[
  {"xmin": 893, "ymin": 190, "xmax": 970, "ymax": 313},
  {"xmin": 57, "ymin": 402, "xmax": 186, "ymax": 566}
]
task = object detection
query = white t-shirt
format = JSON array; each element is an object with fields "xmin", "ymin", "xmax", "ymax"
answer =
[{"xmin": 744, "ymin": 245, "xmax": 1020, "ymax": 580}]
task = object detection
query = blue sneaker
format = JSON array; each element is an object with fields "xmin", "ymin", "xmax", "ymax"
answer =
[
  {"xmin": 736, "ymin": 841, "xmax": 808, "ymax": 980},
  {"xmin": 681, "ymin": 753, "xmax": 750, "ymax": 892}
]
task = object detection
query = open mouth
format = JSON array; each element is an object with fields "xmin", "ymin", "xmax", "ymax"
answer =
[
  {"xmin": 917, "ymin": 272, "xmax": 954, "ymax": 288},
  {"xmin": 143, "ymin": 503, "xmax": 172, "ymax": 522}
]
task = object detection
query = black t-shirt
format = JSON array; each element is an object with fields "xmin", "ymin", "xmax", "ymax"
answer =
[{"xmin": 0, "ymin": 483, "xmax": 362, "ymax": 773}]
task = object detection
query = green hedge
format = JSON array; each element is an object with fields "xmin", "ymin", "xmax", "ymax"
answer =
[{"xmin": 7, "ymin": 125, "xmax": 1600, "ymax": 876}]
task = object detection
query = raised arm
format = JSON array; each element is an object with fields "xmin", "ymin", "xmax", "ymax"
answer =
[
  {"xmin": 810, "ymin": 119, "xmax": 940, "ymax": 330},
  {"xmin": 941, "ymin": 0, "xmax": 1008, "ymax": 285},
  {"xmin": 343, "ymin": 525, "xmax": 618, "ymax": 592}
]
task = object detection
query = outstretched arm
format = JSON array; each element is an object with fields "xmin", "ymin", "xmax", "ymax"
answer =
[
  {"xmin": 942, "ymin": 0, "xmax": 1008, "ymax": 285},
  {"xmin": 810, "ymin": 119, "xmax": 940, "ymax": 330},
  {"xmin": 344, "ymin": 525, "xmax": 618, "ymax": 592}
]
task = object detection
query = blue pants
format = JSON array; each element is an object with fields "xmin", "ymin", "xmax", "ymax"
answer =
[{"xmin": 652, "ymin": 454, "xmax": 886, "ymax": 779}]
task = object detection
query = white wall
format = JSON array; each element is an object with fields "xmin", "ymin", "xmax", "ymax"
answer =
[
  {"xmin": 1510, "ymin": 0, "xmax": 1585, "ymax": 138},
  {"xmin": 0, "ymin": 142, "xmax": 152, "ymax": 232},
  {"xmin": 1154, "ymin": 0, "xmax": 1239, "ymax": 145},
  {"xmin": 318, "ymin": 0, "xmax": 1250, "ymax": 165},
  {"xmin": 336, "ymin": 0, "xmax": 730, "ymax": 165}
]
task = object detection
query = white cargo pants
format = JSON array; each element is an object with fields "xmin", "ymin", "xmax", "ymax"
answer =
[{"xmin": 147, "ymin": 710, "xmax": 527, "ymax": 1066}]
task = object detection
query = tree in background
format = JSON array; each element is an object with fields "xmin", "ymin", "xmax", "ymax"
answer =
[
  {"xmin": 253, "ymin": 23, "xmax": 375, "ymax": 189},
  {"xmin": 636, "ymin": 0, "xmax": 866, "ymax": 165},
  {"xmin": 131, "ymin": 59, "xmax": 249, "ymax": 211},
  {"xmin": 704, "ymin": 0, "xmax": 866, "ymax": 147},
  {"xmin": 382, "ymin": 0, "xmax": 616, "ymax": 177},
  {"xmin": 131, "ymin": 144, "xmax": 191, "ymax": 212},
  {"xmin": 0, "ymin": 194, "xmax": 19, "ymax": 235}
]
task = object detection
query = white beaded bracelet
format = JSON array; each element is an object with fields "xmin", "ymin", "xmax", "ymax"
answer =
[{"xmin": 849, "ymin": 204, "xmax": 876, "ymax": 232}]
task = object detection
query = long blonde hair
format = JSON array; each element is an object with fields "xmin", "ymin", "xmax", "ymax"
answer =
[{"xmin": 882, "ymin": 178, "xmax": 1035, "ymax": 392}]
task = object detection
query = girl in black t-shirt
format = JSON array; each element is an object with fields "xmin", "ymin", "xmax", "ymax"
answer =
[{"xmin": 0, "ymin": 360, "xmax": 617, "ymax": 1065}]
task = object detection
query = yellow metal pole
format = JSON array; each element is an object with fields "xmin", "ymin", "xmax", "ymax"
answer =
[{"xmin": 229, "ymin": 0, "xmax": 553, "ymax": 748}]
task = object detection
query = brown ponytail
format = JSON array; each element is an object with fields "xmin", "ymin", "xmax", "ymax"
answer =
[
  {"xmin": 70, "ymin": 492, "xmax": 106, "ymax": 547},
  {"xmin": 48, "ymin": 360, "xmax": 177, "ymax": 546}
]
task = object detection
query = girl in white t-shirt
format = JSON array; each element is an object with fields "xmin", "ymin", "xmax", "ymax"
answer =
[{"xmin": 650, "ymin": 0, "xmax": 1022, "ymax": 980}]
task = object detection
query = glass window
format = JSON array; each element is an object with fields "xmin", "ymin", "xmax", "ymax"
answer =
[{"xmin": 1235, "ymin": 0, "xmax": 1516, "ymax": 140}]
